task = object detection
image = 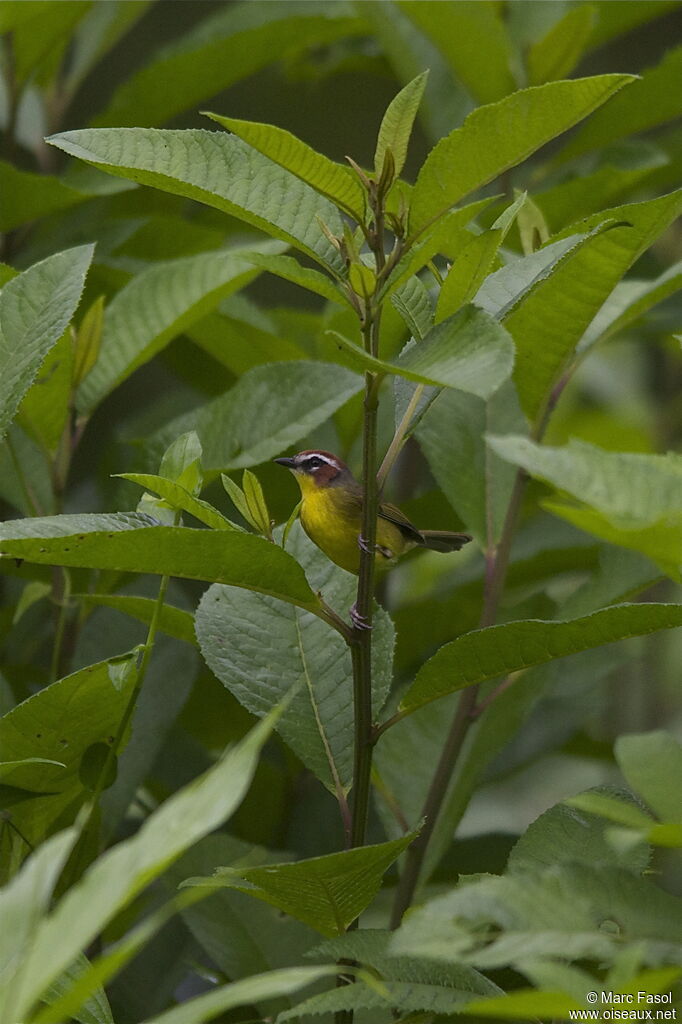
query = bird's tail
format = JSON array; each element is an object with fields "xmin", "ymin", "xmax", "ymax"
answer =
[{"xmin": 419, "ymin": 530, "xmax": 472, "ymax": 553}]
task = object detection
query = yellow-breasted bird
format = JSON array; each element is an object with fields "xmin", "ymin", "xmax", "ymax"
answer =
[{"xmin": 274, "ymin": 450, "xmax": 472, "ymax": 576}]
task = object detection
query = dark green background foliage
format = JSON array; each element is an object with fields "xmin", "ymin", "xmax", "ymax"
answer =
[{"xmin": 1, "ymin": 2, "xmax": 682, "ymax": 1022}]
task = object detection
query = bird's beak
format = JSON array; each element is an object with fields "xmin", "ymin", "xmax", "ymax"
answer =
[{"xmin": 274, "ymin": 456, "xmax": 296, "ymax": 469}]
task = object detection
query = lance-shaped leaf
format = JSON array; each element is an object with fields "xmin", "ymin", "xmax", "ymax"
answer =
[
  {"xmin": 579, "ymin": 259, "xmax": 682, "ymax": 353},
  {"xmin": 527, "ymin": 5, "xmax": 595, "ymax": 86},
  {"xmin": 136, "ymin": 967, "xmax": 338, "ymax": 1024},
  {"xmin": 558, "ymin": 45, "xmax": 682, "ymax": 163},
  {"xmin": 0, "ymin": 653, "xmax": 138, "ymax": 843},
  {"xmin": 399, "ymin": 604, "xmax": 682, "ymax": 715},
  {"xmin": 184, "ymin": 830, "xmax": 417, "ymax": 938},
  {"xmin": 205, "ymin": 113, "xmax": 364, "ymax": 216},
  {"xmin": 401, "ymin": 1, "xmax": 516, "ymax": 104},
  {"xmin": 0, "ymin": 513, "xmax": 319, "ymax": 611},
  {"xmin": 409, "ymin": 75, "xmax": 634, "ymax": 236},
  {"xmin": 0, "ymin": 161, "xmax": 89, "ymax": 233},
  {"xmin": 0, "ymin": 245, "xmax": 93, "ymax": 442},
  {"xmin": 150, "ymin": 361, "xmax": 363, "ymax": 472},
  {"xmin": 0, "ymin": 828, "xmax": 80, "ymax": 1024},
  {"xmin": 330, "ymin": 305, "xmax": 514, "ymax": 400},
  {"xmin": 243, "ymin": 251, "xmax": 348, "ymax": 307},
  {"xmin": 76, "ymin": 241, "xmax": 284, "ymax": 415},
  {"xmin": 6, "ymin": 713, "xmax": 278, "ymax": 1024},
  {"xmin": 195, "ymin": 523, "xmax": 394, "ymax": 793},
  {"xmin": 76, "ymin": 594, "xmax": 197, "ymax": 648},
  {"xmin": 116, "ymin": 474, "xmax": 239, "ymax": 531},
  {"xmin": 374, "ymin": 70, "xmax": 428, "ymax": 180},
  {"xmin": 47, "ymin": 129, "xmax": 345, "ymax": 274},
  {"xmin": 505, "ymin": 188, "xmax": 682, "ymax": 422}
]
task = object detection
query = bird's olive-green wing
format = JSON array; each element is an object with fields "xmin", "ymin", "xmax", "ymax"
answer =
[{"xmin": 377, "ymin": 502, "xmax": 424, "ymax": 544}]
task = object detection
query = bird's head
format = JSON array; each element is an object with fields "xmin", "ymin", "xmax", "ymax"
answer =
[{"xmin": 274, "ymin": 450, "xmax": 353, "ymax": 491}]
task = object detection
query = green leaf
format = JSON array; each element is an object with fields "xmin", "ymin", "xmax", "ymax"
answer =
[
  {"xmin": 141, "ymin": 966, "xmax": 337, "ymax": 1024},
  {"xmin": 587, "ymin": 1, "xmax": 679, "ymax": 51},
  {"xmin": 474, "ymin": 231, "xmax": 594, "ymax": 319},
  {"xmin": 390, "ymin": 276, "xmax": 434, "ymax": 340},
  {"xmin": 400, "ymin": 604, "xmax": 682, "ymax": 715},
  {"xmin": 40, "ymin": 953, "xmax": 114, "ymax": 1024},
  {"xmin": 5, "ymin": 713, "xmax": 279, "ymax": 1024},
  {"xmin": 464, "ymin": 989, "xmax": 583, "ymax": 1018},
  {"xmin": 331, "ymin": 305, "xmax": 514, "ymax": 400},
  {"xmin": 195, "ymin": 522, "xmax": 394, "ymax": 792},
  {"xmin": 0, "ymin": 654, "xmax": 138, "ymax": 843},
  {"xmin": 0, "ymin": 161, "xmax": 87, "ymax": 233},
  {"xmin": 93, "ymin": 2, "xmax": 364, "ymax": 129},
  {"xmin": 616, "ymin": 731, "xmax": 682, "ymax": 823},
  {"xmin": 17, "ymin": 331, "xmax": 73, "ymax": 455},
  {"xmin": 115, "ymin": 475, "xmax": 238, "ymax": 531},
  {"xmin": 409, "ymin": 75, "xmax": 634, "ymax": 236},
  {"xmin": 489, "ymin": 436, "xmax": 682, "ymax": 525},
  {"xmin": 158, "ymin": 431, "xmax": 203, "ymax": 492},
  {"xmin": 527, "ymin": 5, "xmax": 595, "ymax": 86},
  {"xmin": 509, "ymin": 794, "xmax": 650, "ymax": 875},
  {"xmin": 72, "ymin": 295, "xmax": 104, "ymax": 389},
  {"xmin": 565, "ymin": 791, "xmax": 655, "ymax": 831},
  {"xmin": 47, "ymin": 129, "xmax": 345, "ymax": 274},
  {"xmin": 580, "ymin": 259, "xmax": 682, "ymax": 353},
  {"xmin": 243, "ymin": 251, "xmax": 348, "ymax": 306},
  {"xmin": 507, "ymin": 189, "xmax": 682, "ymax": 421},
  {"xmin": 76, "ymin": 242, "xmax": 284, "ymax": 416},
  {"xmin": 374, "ymin": 70, "xmax": 428, "ymax": 180},
  {"xmin": 400, "ymin": 1, "xmax": 516, "ymax": 105},
  {"xmin": 0, "ymin": 828, "xmax": 80, "ymax": 1024},
  {"xmin": 0, "ymin": 246, "xmax": 93, "ymax": 443},
  {"xmin": 151, "ymin": 361, "xmax": 363, "ymax": 472},
  {"xmin": 185, "ymin": 830, "xmax": 417, "ymax": 938},
  {"xmin": 205, "ymin": 113, "xmax": 364, "ymax": 216},
  {"xmin": 415, "ymin": 381, "xmax": 527, "ymax": 544},
  {"xmin": 75, "ymin": 594, "xmax": 197, "ymax": 648},
  {"xmin": 435, "ymin": 230, "xmax": 504, "ymax": 322},
  {"xmin": 0, "ymin": 513, "xmax": 319, "ymax": 611},
  {"xmin": 558, "ymin": 45, "xmax": 682, "ymax": 162},
  {"xmin": 242, "ymin": 469, "xmax": 272, "ymax": 538}
]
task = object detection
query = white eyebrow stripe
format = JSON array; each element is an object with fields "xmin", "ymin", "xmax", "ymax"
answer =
[{"xmin": 297, "ymin": 454, "xmax": 339, "ymax": 469}]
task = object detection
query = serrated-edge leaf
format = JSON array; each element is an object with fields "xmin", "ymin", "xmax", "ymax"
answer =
[
  {"xmin": 47, "ymin": 129, "xmax": 345, "ymax": 274},
  {"xmin": 184, "ymin": 830, "xmax": 418, "ymax": 938},
  {"xmin": 76, "ymin": 242, "xmax": 284, "ymax": 416},
  {"xmin": 115, "ymin": 474, "xmax": 238, "ymax": 531},
  {"xmin": 244, "ymin": 252, "xmax": 348, "ymax": 306},
  {"xmin": 329, "ymin": 304, "xmax": 514, "ymax": 399},
  {"xmin": 410, "ymin": 75, "xmax": 635, "ymax": 235},
  {"xmin": 0, "ymin": 245, "xmax": 93, "ymax": 442},
  {"xmin": 0, "ymin": 515, "xmax": 318, "ymax": 610},
  {"xmin": 374, "ymin": 70, "xmax": 428, "ymax": 179},
  {"xmin": 205, "ymin": 113, "xmax": 365, "ymax": 215},
  {"xmin": 400, "ymin": 603, "xmax": 682, "ymax": 714}
]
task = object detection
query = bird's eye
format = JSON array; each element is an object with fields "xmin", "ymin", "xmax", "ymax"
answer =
[{"xmin": 307, "ymin": 457, "xmax": 321, "ymax": 470}]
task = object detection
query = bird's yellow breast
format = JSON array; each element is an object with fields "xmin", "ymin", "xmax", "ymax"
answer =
[{"xmin": 298, "ymin": 481, "xmax": 407, "ymax": 575}]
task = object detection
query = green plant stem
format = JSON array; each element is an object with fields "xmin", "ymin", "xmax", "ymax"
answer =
[
  {"xmin": 50, "ymin": 567, "xmax": 71, "ymax": 682},
  {"xmin": 389, "ymin": 467, "xmax": 527, "ymax": 928},
  {"xmin": 350, "ymin": 363, "xmax": 381, "ymax": 849}
]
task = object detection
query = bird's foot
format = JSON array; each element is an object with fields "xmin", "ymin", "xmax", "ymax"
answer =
[
  {"xmin": 350, "ymin": 602, "xmax": 373, "ymax": 631},
  {"xmin": 357, "ymin": 534, "xmax": 374, "ymax": 554}
]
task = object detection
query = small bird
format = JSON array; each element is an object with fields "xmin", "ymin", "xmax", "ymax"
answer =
[{"xmin": 274, "ymin": 450, "xmax": 472, "ymax": 576}]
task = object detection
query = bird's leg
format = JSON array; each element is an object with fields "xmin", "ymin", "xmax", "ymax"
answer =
[{"xmin": 350, "ymin": 601, "xmax": 372, "ymax": 631}]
